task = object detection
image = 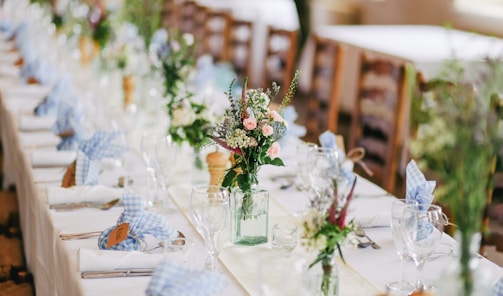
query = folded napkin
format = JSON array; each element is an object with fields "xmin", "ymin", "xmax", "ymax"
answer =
[
  {"xmin": 76, "ymin": 131, "xmax": 128, "ymax": 186},
  {"xmin": 46, "ymin": 185, "xmax": 124, "ymax": 205},
  {"xmin": 98, "ymin": 192, "xmax": 178, "ymax": 251},
  {"xmin": 493, "ymin": 277, "xmax": 503, "ymax": 296},
  {"xmin": 53, "ymin": 99, "xmax": 85, "ymax": 151},
  {"xmin": 19, "ymin": 131, "xmax": 60, "ymax": 148},
  {"xmin": 279, "ymin": 106, "xmax": 306, "ymax": 144},
  {"xmin": 405, "ymin": 160, "xmax": 435, "ymax": 209},
  {"xmin": 146, "ymin": 260, "xmax": 228, "ymax": 296},
  {"xmin": 319, "ymin": 130, "xmax": 356, "ymax": 184},
  {"xmin": 18, "ymin": 115, "xmax": 56, "ymax": 131},
  {"xmin": 20, "ymin": 55, "xmax": 55, "ymax": 86},
  {"xmin": 406, "ymin": 160, "xmax": 436, "ymax": 239},
  {"xmin": 30, "ymin": 149, "xmax": 76, "ymax": 168},
  {"xmin": 78, "ymin": 248, "xmax": 162, "ymax": 272},
  {"xmin": 34, "ymin": 75, "xmax": 73, "ymax": 117}
]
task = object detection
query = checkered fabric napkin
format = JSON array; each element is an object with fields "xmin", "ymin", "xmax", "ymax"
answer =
[
  {"xmin": 406, "ymin": 160, "xmax": 436, "ymax": 240},
  {"xmin": 98, "ymin": 192, "xmax": 179, "ymax": 251},
  {"xmin": 146, "ymin": 260, "xmax": 228, "ymax": 296},
  {"xmin": 34, "ymin": 75, "xmax": 73, "ymax": 116},
  {"xmin": 75, "ymin": 131, "xmax": 128, "ymax": 186},
  {"xmin": 319, "ymin": 130, "xmax": 356, "ymax": 184},
  {"xmin": 20, "ymin": 55, "xmax": 55, "ymax": 85},
  {"xmin": 493, "ymin": 277, "xmax": 503, "ymax": 296},
  {"xmin": 405, "ymin": 160, "xmax": 435, "ymax": 209},
  {"xmin": 52, "ymin": 99, "xmax": 85, "ymax": 151}
]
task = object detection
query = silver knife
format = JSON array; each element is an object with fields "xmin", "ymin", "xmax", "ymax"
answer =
[
  {"xmin": 81, "ymin": 269, "xmax": 155, "ymax": 279},
  {"xmin": 59, "ymin": 231, "xmax": 102, "ymax": 240}
]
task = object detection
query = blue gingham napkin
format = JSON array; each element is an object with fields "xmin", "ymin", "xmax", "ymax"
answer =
[
  {"xmin": 319, "ymin": 130, "xmax": 355, "ymax": 184},
  {"xmin": 75, "ymin": 131, "xmax": 128, "ymax": 186},
  {"xmin": 280, "ymin": 106, "xmax": 306, "ymax": 142},
  {"xmin": 98, "ymin": 192, "xmax": 178, "ymax": 251},
  {"xmin": 406, "ymin": 160, "xmax": 436, "ymax": 239},
  {"xmin": 493, "ymin": 277, "xmax": 503, "ymax": 296},
  {"xmin": 20, "ymin": 55, "xmax": 55, "ymax": 85},
  {"xmin": 146, "ymin": 260, "xmax": 228, "ymax": 296},
  {"xmin": 405, "ymin": 160, "xmax": 435, "ymax": 209},
  {"xmin": 34, "ymin": 75, "xmax": 73, "ymax": 116},
  {"xmin": 53, "ymin": 99, "xmax": 85, "ymax": 151}
]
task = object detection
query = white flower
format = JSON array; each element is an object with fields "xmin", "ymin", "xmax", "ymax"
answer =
[{"xmin": 171, "ymin": 106, "xmax": 196, "ymax": 127}]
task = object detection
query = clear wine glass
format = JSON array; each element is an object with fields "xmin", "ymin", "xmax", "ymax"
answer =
[
  {"xmin": 401, "ymin": 203, "xmax": 444, "ymax": 292},
  {"xmin": 140, "ymin": 133, "xmax": 164, "ymax": 209},
  {"xmin": 189, "ymin": 185, "xmax": 229, "ymax": 272},
  {"xmin": 306, "ymin": 147, "xmax": 341, "ymax": 212},
  {"xmin": 295, "ymin": 142, "xmax": 318, "ymax": 191},
  {"xmin": 386, "ymin": 199, "xmax": 419, "ymax": 294},
  {"xmin": 154, "ymin": 135, "xmax": 179, "ymax": 212}
]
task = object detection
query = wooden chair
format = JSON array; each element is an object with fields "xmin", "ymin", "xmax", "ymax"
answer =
[
  {"xmin": 226, "ymin": 18, "xmax": 253, "ymax": 83},
  {"xmin": 348, "ymin": 54, "xmax": 408, "ymax": 193},
  {"xmin": 305, "ymin": 34, "xmax": 345, "ymax": 140},
  {"xmin": 192, "ymin": 3, "xmax": 209, "ymax": 58},
  {"xmin": 263, "ymin": 26, "xmax": 298, "ymax": 97},
  {"xmin": 200, "ymin": 9, "xmax": 232, "ymax": 63},
  {"xmin": 176, "ymin": 0, "xmax": 197, "ymax": 34}
]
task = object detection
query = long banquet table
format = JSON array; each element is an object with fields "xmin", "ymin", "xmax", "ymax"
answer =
[{"xmin": 1, "ymin": 81, "xmax": 503, "ymax": 295}]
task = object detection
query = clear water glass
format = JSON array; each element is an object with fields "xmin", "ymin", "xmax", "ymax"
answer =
[
  {"xmin": 295, "ymin": 142, "xmax": 318, "ymax": 191},
  {"xmin": 386, "ymin": 199, "xmax": 418, "ymax": 295},
  {"xmin": 272, "ymin": 223, "xmax": 298, "ymax": 254}
]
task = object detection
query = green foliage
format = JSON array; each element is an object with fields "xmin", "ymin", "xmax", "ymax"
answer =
[{"xmin": 120, "ymin": 0, "xmax": 163, "ymax": 47}]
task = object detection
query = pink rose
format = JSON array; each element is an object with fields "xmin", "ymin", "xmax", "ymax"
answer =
[
  {"xmin": 269, "ymin": 110, "xmax": 284, "ymax": 122},
  {"xmin": 267, "ymin": 142, "xmax": 281, "ymax": 159},
  {"xmin": 262, "ymin": 125, "xmax": 274, "ymax": 136},
  {"xmin": 243, "ymin": 118, "xmax": 257, "ymax": 131},
  {"xmin": 249, "ymin": 137, "xmax": 258, "ymax": 147}
]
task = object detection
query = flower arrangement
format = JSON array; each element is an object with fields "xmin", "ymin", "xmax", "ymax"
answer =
[
  {"xmin": 166, "ymin": 91, "xmax": 214, "ymax": 153},
  {"xmin": 300, "ymin": 178, "xmax": 356, "ymax": 296},
  {"xmin": 210, "ymin": 70, "xmax": 300, "ymax": 204},
  {"xmin": 87, "ymin": 2, "xmax": 113, "ymax": 50},
  {"xmin": 156, "ymin": 30, "xmax": 196, "ymax": 99},
  {"xmin": 410, "ymin": 58, "xmax": 503, "ymax": 295},
  {"xmin": 119, "ymin": 0, "xmax": 163, "ymax": 48}
]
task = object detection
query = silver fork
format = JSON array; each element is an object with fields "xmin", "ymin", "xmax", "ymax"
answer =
[{"xmin": 354, "ymin": 224, "xmax": 381, "ymax": 249}]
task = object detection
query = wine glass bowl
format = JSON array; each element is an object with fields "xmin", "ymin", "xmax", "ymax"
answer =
[
  {"xmin": 189, "ymin": 185, "xmax": 229, "ymax": 272},
  {"xmin": 401, "ymin": 203, "xmax": 444, "ymax": 291},
  {"xmin": 306, "ymin": 147, "xmax": 341, "ymax": 212},
  {"xmin": 386, "ymin": 199, "xmax": 419, "ymax": 294}
]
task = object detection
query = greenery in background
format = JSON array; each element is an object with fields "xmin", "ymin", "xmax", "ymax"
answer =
[
  {"xmin": 89, "ymin": 5, "xmax": 113, "ymax": 49},
  {"xmin": 120, "ymin": 0, "xmax": 163, "ymax": 48},
  {"xmin": 410, "ymin": 58, "xmax": 503, "ymax": 295}
]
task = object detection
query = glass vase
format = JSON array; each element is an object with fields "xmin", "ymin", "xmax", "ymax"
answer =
[
  {"xmin": 305, "ymin": 256, "xmax": 339, "ymax": 296},
  {"xmin": 230, "ymin": 186, "xmax": 269, "ymax": 245},
  {"xmin": 438, "ymin": 232, "xmax": 495, "ymax": 296}
]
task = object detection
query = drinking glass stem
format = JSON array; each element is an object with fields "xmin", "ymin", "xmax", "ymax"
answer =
[
  {"xmin": 204, "ymin": 234, "xmax": 219, "ymax": 272},
  {"xmin": 398, "ymin": 255, "xmax": 406, "ymax": 285},
  {"xmin": 415, "ymin": 259, "xmax": 426, "ymax": 291}
]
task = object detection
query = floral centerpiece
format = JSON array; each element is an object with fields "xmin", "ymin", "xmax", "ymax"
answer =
[
  {"xmin": 210, "ymin": 71, "xmax": 300, "ymax": 245},
  {"xmin": 87, "ymin": 2, "xmax": 113, "ymax": 50},
  {"xmin": 301, "ymin": 178, "xmax": 356, "ymax": 295},
  {"xmin": 166, "ymin": 90, "xmax": 214, "ymax": 168},
  {"xmin": 410, "ymin": 58, "xmax": 503, "ymax": 295},
  {"xmin": 155, "ymin": 30, "xmax": 195, "ymax": 100}
]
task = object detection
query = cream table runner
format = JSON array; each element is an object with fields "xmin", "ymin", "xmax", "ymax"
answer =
[{"xmin": 169, "ymin": 184, "xmax": 381, "ymax": 295}]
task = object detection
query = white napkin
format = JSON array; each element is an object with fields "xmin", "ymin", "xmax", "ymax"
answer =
[
  {"xmin": 0, "ymin": 64, "xmax": 20, "ymax": 77},
  {"xmin": 46, "ymin": 185, "xmax": 124, "ymax": 205},
  {"xmin": 30, "ymin": 149, "xmax": 76, "ymax": 167},
  {"xmin": 20, "ymin": 132, "xmax": 60, "ymax": 148},
  {"xmin": 78, "ymin": 248, "xmax": 162, "ymax": 272},
  {"xmin": 3, "ymin": 84, "xmax": 51, "ymax": 100},
  {"xmin": 32, "ymin": 167, "xmax": 65, "ymax": 183},
  {"xmin": 18, "ymin": 115, "xmax": 56, "ymax": 131}
]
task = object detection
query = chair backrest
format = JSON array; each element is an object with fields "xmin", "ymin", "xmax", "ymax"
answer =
[
  {"xmin": 349, "ymin": 53, "xmax": 408, "ymax": 193},
  {"xmin": 192, "ymin": 4, "xmax": 209, "ymax": 58},
  {"xmin": 176, "ymin": 0, "xmax": 197, "ymax": 34},
  {"xmin": 226, "ymin": 18, "xmax": 254, "ymax": 83},
  {"xmin": 201, "ymin": 9, "xmax": 232, "ymax": 63},
  {"xmin": 306, "ymin": 34, "xmax": 345, "ymax": 140},
  {"xmin": 263, "ymin": 26, "xmax": 298, "ymax": 96}
]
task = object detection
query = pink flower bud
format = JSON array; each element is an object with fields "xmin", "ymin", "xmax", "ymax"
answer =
[
  {"xmin": 243, "ymin": 117, "xmax": 257, "ymax": 131},
  {"xmin": 262, "ymin": 125, "xmax": 274, "ymax": 136},
  {"xmin": 267, "ymin": 142, "xmax": 281, "ymax": 159}
]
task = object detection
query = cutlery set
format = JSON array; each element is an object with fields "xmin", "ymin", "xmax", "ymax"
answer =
[{"xmin": 49, "ymin": 198, "xmax": 121, "ymax": 211}]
